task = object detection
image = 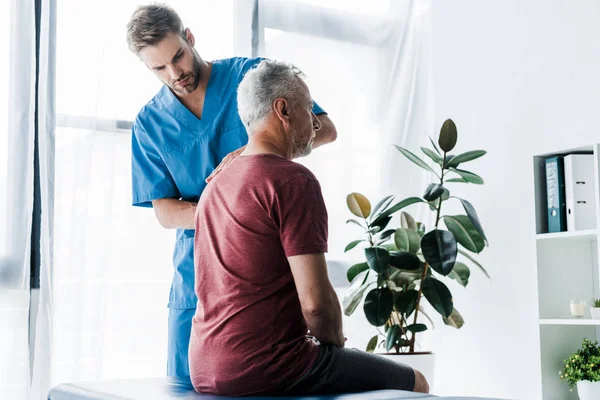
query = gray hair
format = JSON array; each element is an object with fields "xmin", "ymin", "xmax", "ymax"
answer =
[
  {"xmin": 126, "ymin": 3, "xmax": 185, "ymax": 54},
  {"xmin": 237, "ymin": 60, "xmax": 305, "ymax": 134}
]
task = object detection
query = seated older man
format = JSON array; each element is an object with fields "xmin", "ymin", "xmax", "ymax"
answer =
[{"xmin": 189, "ymin": 59, "xmax": 429, "ymax": 396}]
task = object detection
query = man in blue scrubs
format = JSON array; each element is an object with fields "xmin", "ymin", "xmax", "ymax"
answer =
[{"xmin": 126, "ymin": 4, "xmax": 337, "ymax": 377}]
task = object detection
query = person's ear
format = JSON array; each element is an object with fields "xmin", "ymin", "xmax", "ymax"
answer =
[
  {"xmin": 185, "ymin": 28, "xmax": 195, "ymax": 47},
  {"xmin": 273, "ymin": 98, "xmax": 291, "ymax": 126}
]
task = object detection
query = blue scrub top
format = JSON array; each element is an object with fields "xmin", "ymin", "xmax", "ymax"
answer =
[{"xmin": 131, "ymin": 57, "xmax": 326, "ymax": 309}]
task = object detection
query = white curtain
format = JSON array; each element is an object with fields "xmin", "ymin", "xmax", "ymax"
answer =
[
  {"xmin": 29, "ymin": 0, "xmax": 57, "ymax": 398},
  {"xmin": 1, "ymin": 0, "xmax": 57, "ymax": 398},
  {"xmin": 257, "ymin": 0, "xmax": 433, "ymax": 349},
  {"xmin": 1, "ymin": 0, "xmax": 36, "ymax": 399}
]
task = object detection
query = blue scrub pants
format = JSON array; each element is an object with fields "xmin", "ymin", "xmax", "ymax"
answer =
[{"xmin": 167, "ymin": 308, "xmax": 195, "ymax": 377}]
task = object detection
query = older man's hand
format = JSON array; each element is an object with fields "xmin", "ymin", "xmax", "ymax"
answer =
[{"xmin": 206, "ymin": 145, "xmax": 246, "ymax": 183}]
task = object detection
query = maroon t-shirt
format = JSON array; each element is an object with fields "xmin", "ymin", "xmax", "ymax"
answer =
[{"xmin": 189, "ymin": 153, "xmax": 328, "ymax": 396}]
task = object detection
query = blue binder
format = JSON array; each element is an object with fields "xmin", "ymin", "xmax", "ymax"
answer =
[{"xmin": 546, "ymin": 156, "xmax": 567, "ymax": 232}]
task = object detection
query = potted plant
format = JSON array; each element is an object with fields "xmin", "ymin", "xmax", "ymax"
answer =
[
  {"xmin": 560, "ymin": 338, "xmax": 600, "ymax": 399},
  {"xmin": 342, "ymin": 119, "xmax": 490, "ymax": 388},
  {"xmin": 590, "ymin": 299, "xmax": 600, "ymax": 319}
]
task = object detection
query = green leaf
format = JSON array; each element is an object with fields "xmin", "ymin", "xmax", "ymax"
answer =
[
  {"xmin": 400, "ymin": 211, "xmax": 417, "ymax": 230},
  {"xmin": 395, "ymin": 289, "xmax": 419, "ymax": 317},
  {"xmin": 421, "ymin": 277, "xmax": 454, "ymax": 318},
  {"xmin": 448, "ymin": 262, "xmax": 470, "ymax": 287},
  {"xmin": 347, "ymin": 192, "xmax": 372, "ymax": 218},
  {"xmin": 342, "ymin": 270, "xmax": 371, "ymax": 316},
  {"xmin": 449, "ymin": 168, "xmax": 484, "ymax": 184},
  {"xmin": 446, "ymin": 178, "xmax": 468, "ymax": 183},
  {"xmin": 367, "ymin": 226, "xmax": 382, "ymax": 235},
  {"xmin": 457, "ymin": 198, "xmax": 488, "ymax": 246},
  {"xmin": 423, "ymin": 183, "xmax": 445, "ymax": 202},
  {"xmin": 372, "ymin": 197, "xmax": 424, "ymax": 226},
  {"xmin": 394, "ymin": 145, "xmax": 435, "ymax": 174},
  {"xmin": 386, "ymin": 325, "xmax": 401, "ymax": 352},
  {"xmin": 429, "ymin": 135, "xmax": 442, "ymax": 155},
  {"xmin": 344, "ymin": 240, "xmax": 363, "ymax": 253},
  {"xmin": 443, "ymin": 307, "xmax": 464, "ymax": 329},
  {"xmin": 438, "ymin": 119, "xmax": 458, "ymax": 152},
  {"xmin": 399, "ymin": 229, "xmax": 420, "ymax": 253},
  {"xmin": 444, "ymin": 215, "xmax": 485, "ymax": 253},
  {"xmin": 416, "ymin": 223, "xmax": 426, "ymax": 237},
  {"xmin": 446, "ymin": 150, "xmax": 486, "ymax": 168},
  {"xmin": 389, "ymin": 251, "xmax": 421, "ymax": 271},
  {"xmin": 366, "ymin": 335, "xmax": 379, "ymax": 353},
  {"xmin": 364, "ymin": 288, "xmax": 394, "ymax": 326},
  {"xmin": 347, "ymin": 262, "xmax": 370, "ymax": 283},
  {"xmin": 371, "ymin": 216, "xmax": 392, "ymax": 231},
  {"xmin": 371, "ymin": 195, "xmax": 395, "ymax": 220},
  {"xmin": 421, "ymin": 147, "xmax": 443, "ymax": 165},
  {"xmin": 443, "ymin": 154, "xmax": 456, "ymax": 169},
  {"xmin": 442, "ymin": 188, "xmax": 450, "ymax": 201},
  {"xmin": 394, "ymin": 229, "xmax": 408, "ymax": 252},
  {"xmin": 389, "ymin": 270, "xmax": 421, "ymax": 288},
  {"xmin": 421, "ymin": 229, "xmax": 457, "ymax": 276},
  {"xmin": 346, "ymin": 219, "xmax": 365, "ymax": 229},
  {"xmin": 377, "ymin": 229, "xmax": 396, "ymax": 244},
  {"xmin": 365, "ymin": 247, "xmax": 391, "ymax": 274},
  {"xmin": 406, "ymin": 323, "xmax": 427, "ymax": 333},
  {"xmin": 458, "ymin": 248, "xmax": 490, "ymax": 279},
  {"xmin": 382, "ymin": 243, "xmax": 398, "ymax": 252}
]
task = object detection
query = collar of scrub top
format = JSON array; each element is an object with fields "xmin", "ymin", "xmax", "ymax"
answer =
[{"xmin": 157, "ymin": 60, "xmax": 223, "ymax": 131}]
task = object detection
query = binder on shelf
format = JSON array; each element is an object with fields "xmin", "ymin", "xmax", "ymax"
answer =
[
  {"xmin": 545, "ymin": 156, "xmax": 566, "ymax": 233},
  {"xmin": 564, "ymin": 154, "xmax": 596, "ymax": 231}
]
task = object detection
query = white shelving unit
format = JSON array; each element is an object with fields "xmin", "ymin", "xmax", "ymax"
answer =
[
  {"xmin": 539, "ymin": 319, "xmax": 600, "ymax": 326},
  {"xmin": 534, "ymin": 144, "xmax": 600, "ymax": 400}
]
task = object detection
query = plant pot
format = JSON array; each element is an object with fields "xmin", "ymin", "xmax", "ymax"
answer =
[
  {"xmin": 577, "ymin": 380, "xmax": 600, "ymax": 400},
  {"xmin": 590, "ymin": 307, "xmax": 600, "ymax": 319},
  {"xmin": 377, "ymin": 352, "xmax": 435, "ymax": 392}
]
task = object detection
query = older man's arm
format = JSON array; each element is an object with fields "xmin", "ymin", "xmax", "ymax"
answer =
[{"xmin": 288, "ymin": 253, "xmax": 344, "ymax": 347}]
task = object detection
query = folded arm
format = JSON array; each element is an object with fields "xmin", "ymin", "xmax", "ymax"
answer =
[{"xmin": 152, "ymin": 198, "xmax": 197, "ymax": 229}]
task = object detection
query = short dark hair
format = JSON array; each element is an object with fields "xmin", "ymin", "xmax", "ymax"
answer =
[{"xmin": 126, "ymin": 3, "xmax": 185, "ymax": 54}]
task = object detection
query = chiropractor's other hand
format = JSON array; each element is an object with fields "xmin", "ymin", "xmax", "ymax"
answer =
[{"xmin": 206, "ymin": 145, "xmax": 246, "ymax": 183}]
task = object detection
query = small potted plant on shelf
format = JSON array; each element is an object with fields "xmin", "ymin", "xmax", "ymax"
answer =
[
  {"xmin": 560, "ymin": 338, "xmax": 600, "ymax": 399},
  {"xmin": 590, "ymin": 299, "xmax": 600, "ymax": 319},
  {"xmin": 342, "ymin": 119, "xmax": 490, "ymax": 388}
]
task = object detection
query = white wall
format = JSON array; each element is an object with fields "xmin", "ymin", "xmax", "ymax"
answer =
[{"xmin": 431, "ymin": 1, "xmax": 600, "ymax": 399}]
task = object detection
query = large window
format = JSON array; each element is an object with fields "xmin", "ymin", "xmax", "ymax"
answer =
[
  {"xmin": 0, "ymin": 3, "xmax": 30, "ymax": 399},
  {"xmin": 52, "ymin": 0, "xmax": 236, "ymax": 382},
  {"xmin": 257, "ymin": 0, "xmax": 396, "ymax": 260}
]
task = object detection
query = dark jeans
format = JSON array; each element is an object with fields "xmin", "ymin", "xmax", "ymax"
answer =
[{"xmin": 282, "ymin": 345, "xmax": 416, "ymax": 395}]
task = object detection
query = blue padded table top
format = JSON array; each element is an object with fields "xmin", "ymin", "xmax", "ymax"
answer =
[
  {"xmin": 47, "ymin": 377, "xmax": 506, "ymax": 400},
  {"xmin": 47, "ymin": 377, "xmax": 433, "ymax": 400}
]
